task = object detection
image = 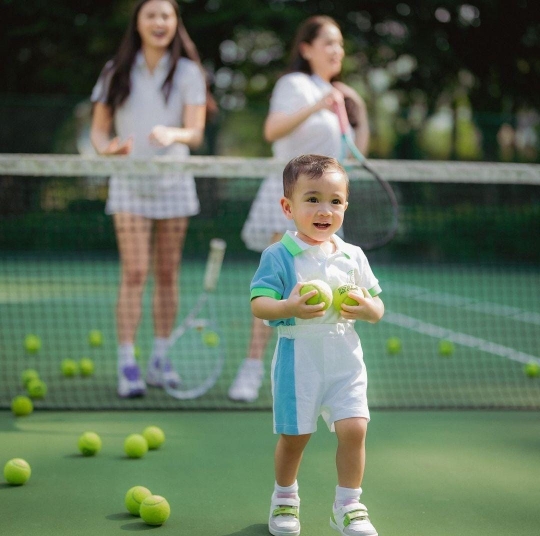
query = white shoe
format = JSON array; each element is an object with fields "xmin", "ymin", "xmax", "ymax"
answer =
[
  {"xmin": 228, "ymin": 358, "xmax": 263, "ymax": 402},
  {"xmin": 269, "ymin": 492, "xmax": 300, "ymax": 536},
  {"xmin": 330, "ymin": 503, "xmax": 378, "ymax": 536},
  {"xmin": 117, "ymin": 364, "xmax": 146, "ymax": 398},
  {"xmin": 146, "ymin": 358, "xmax": 181, "ymax": 388}
]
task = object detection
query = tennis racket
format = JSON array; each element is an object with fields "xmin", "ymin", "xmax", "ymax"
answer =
[
  {"xmin": 164, "ymin": 238, "xmax": 227, "ymax": 400},
  {"xmin": 334, "ymin": 98, "xmax": 399, "ymax": 250}
]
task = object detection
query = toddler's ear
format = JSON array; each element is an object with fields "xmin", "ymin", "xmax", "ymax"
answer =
[{"xmin": 280, "ymin": 197, "xmax": 294, "ymax": 220}]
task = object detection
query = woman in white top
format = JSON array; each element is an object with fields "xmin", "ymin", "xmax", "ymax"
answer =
[
  {"xmin": 90, "ymin": 0, "xmax": 208, "ymax": 398},
  {"xmin": 230, "ymin": 15, "xmax": 370, "ymax": 402}
]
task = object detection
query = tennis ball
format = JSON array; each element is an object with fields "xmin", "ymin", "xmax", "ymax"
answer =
[
  {"xmin": 27, "ymin": 379, "xmax": 47, "ymax": 399},
  {"xmin": 78, "ymin": 431, "xmax": 102, "ymax": 456},
  {"xmin": 21, "ymin": 369, "xmax": 40, "ymax": 387},
  {"xmin": 140, "ymin": 495, "xmax": 171, "ymax": 526},
  {"xmin": 88, "ymin": 330, "xmax": 103, "ymax": 347},
  {"xmin": 386, "ymin": 337, "xmax": 402, "ymax": 355},
  {"xmin": 300, "ymin": 280, "xmax": 333, "ymax": 310},
  {"xmin": 333, "ymin": 284, "xmax": 360, "ymax": 312},
  {"xmin": 142, "ymin": 426, "xmax": 165, "ymax": 450},
  {"xmin": 124, "ymin": 434, "xmax": 148, "ymax": 459},
  {"xmin": 202, "ymin": 331, "xmax": 220, "ymax": 347},
  {"xmin": 11, "ymin": 395, "xmax": 33, "ymax": 417},
  {"xmin": 524, "ymin": 361, "xmax": 540, "ymax": 378},
  {"xmin": 4, "ymin": 458, "xmax": 31, "ymax": 485},
  {"xmin": 61, "ymin": 359, "xmax": 78, "ymax": 377},
  {"xmin": 24, "ymin": 334, "xmax": 41, "ymax": 353},
  {"xmin": 79, "ymin": 358, "xmax": 94, "ymax": 377},
  {"xmin": 439, "ymin": 340, "xmax": 455, "ymax": 357},
  {"xmin": 125, "ymin": 485, "xmax": 152, "ymax": 516},
  {"xmin": 134, "ymin": 346, "xmax": 141, "ymax": 359}
]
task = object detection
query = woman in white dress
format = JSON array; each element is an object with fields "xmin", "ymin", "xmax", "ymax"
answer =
[
  {"xmin": 90, "ymin": 0, "xmax": 208, "ymax": 398},
  {"xmin": 230, "ymin": 15, "xmax": 370, "ymax": 402}
]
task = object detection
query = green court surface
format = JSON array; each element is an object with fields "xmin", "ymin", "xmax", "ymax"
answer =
[
  {"xmin": 1, "ymin": 410, "xmax": 539, "ymax": 536},
  {"xmin": 1, "ymin": 254, "xmax": 539, "ymax": 410}
]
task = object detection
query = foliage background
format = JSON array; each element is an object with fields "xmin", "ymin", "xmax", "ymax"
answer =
[{"xmin": 1, "ymin": 0, "xmax": 539, "ymax": 160}]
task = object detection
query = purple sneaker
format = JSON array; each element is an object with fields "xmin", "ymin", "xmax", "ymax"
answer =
[
  {"xmin": 118, "ymin": 364, "xmax": 146, "ymax": 398},
  {"xmin": 146, "ymin": 358, "xmax": 181, "ymax": 388}
]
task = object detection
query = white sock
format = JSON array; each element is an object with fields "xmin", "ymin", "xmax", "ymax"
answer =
[
  {"xmin": 151, "ymin": 337, "xmax": 169, "ymax": 364},
  {"xmin": 334, "ymin": 486, "xmax": 362, "ymax": 509},
  {"xmin": 246, "ymin": 358, "xmax": 264, "ymax": 370},
  {"xmin": 118, "ymin": 343, "xmax": 136, "ymax": 368},
  {"xmin": 275, "ymin": 480, "xmax": 299, "ymax": 499}
]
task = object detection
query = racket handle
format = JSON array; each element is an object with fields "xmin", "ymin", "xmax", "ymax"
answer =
[
  {"xmin": 204, "ymin": 238, "xmax": 227, "ymax": 292},
  {"xmin": 333, "ymin": 99, "xmax": 349, "ymax": 136}
]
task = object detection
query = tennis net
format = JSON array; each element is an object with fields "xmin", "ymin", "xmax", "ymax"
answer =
[{"xmin": 1, "ymin": 155, "xmax": 539, "ymax": 410}]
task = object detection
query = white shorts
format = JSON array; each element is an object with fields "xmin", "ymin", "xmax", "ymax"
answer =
[
  {"xmin": 271, "ymin": 323, "xmax": 370, "ymax": 435},
  {"xmin": 105, "ymin": 174, "xmax": 200, "ymax": 219}
]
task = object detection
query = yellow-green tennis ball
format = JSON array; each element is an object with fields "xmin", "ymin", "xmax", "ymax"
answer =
[
  {"xmin": 78, "ymin": 431, "xmax": 102, "ymax": 456},
  {"xmin": 524, "ymin": 361, "xmax": 540, "ymax": 378},
  {"xmin": 333, "ymin": 284, "xmax": 360, "ymax": 312},
  {"xmin": 21, "ymin": 369, "xmax": 40, "ymax": 387},
  {"xmin": 439, "ymin": 340, "xmax": 455, "ymax": 357},
  {"xmin": 24, "ymin": 334, "xmax": 41, "ymax": 353},
  {"xmin": 124, "ymin": 434, "xmax": 148, "ymax": 459},
  {"xmin": 300, "ymin": 280, "xmax": 333, "ymax": 310},
  {"xmin": 27, "ymin": 379, "xmax": 47, "ymax": 399},
  {"xmin": 386, "ymin": 337, "xmax": 402, "ymax": 355},
  {"xmin": 11, "ymin": 395, "xmax": 33, "ymax": 417},
  {"xmin": 79, "ymin": 358, "xmax": 94, "ymax": 377},
  {"xmin": 125, "ymin": 486, "xmax": 152, "ymax": 516},
  {"xmin": 4, "ymin": 458, "xmax": 31, "ymax": 485},
  {"xmin": 61, "ymin": 359, "xmax": 78, "ymax": 377},
  {"xmin": 140, "ymin": 495, "xmax": 171, "ymax": 526},
  {"xmin": 88, "ymin": 330, "xmax": 103, "ymax": 347},
  {"xmin": 142, "ymin": 426, "xmax": 165, "ymax": 450},
  {"xmin": 202, "ymin": 331, "xmax": 220, "ymax": 347},
  {"xmin": 134, "ymin": 346, "xmax": 141, "ymax": 359}
]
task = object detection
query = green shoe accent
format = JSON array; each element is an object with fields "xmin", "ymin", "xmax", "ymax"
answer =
[
  {"xmin": 344, "ymin": 508, "xmax": 369, "ymax": 527},
  {"xmin": 273, "ymin": 506, "xmax": 299, "ymax": 518}
]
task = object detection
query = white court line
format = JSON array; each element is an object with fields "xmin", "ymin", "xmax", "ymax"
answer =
[
  {"xmin": 386, "ymin": 283, "xmax": 540, "ymax": 326},
  {"xmin": 383, "ymin": 311, "xmax": 540, "ymax": 365}
]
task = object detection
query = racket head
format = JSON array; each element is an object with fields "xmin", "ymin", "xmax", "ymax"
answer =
[
  {"xmin": 342, "ymin": 164, "xmax": 399, "ymax": 250},
  {"xmin": 334, "ymin": 101, "xmax": 399, "ymax": 250},
  {"xmin": 164, "ymin": 303, "xmax": 225, "ymax": 400}
]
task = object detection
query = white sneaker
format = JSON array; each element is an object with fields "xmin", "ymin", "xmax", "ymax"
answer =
[
  {"xmin": 146, "ymin": 358, "xmax": 181, "ymax": 388},
  {"xmin": 269, "ymin": 492, "xmax": 300, "ymax": 536},
  {"xmin": 330, "ymin": 503, "xmax": 378, "ymax": 536},
  {"xmin": 117, "ymin": 364, "xmax": 146, "ymax": 398},
  {"xmin": 228, "ymin": 358, "xmax": 264, "ymax": 402}
]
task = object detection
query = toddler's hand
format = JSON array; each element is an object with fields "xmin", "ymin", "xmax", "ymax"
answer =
[
  {"xmin": 285, "ymin": 282, "xmax": 326, "ymax": 320},
  {"xmin": 340, "ymin": 287, "xmax": 383, "ymax": 323}
]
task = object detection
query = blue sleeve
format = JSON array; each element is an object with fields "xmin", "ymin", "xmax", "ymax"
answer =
[{"xmin": 250, "ymin": 248, "xmax": 286, "ymax": 301}]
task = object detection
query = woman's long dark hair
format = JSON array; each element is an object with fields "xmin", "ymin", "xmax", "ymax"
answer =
[{"xmin": 104, "ymin": 0, "xmax": 214, "ymax": 115}]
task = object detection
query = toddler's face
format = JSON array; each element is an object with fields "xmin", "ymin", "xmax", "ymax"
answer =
[{"xmin": 281, "ymin": 170, "xmax": 348, "ymax": 246}]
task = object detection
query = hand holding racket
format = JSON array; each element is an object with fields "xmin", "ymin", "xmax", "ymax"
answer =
[
  {"xmin": 164, "ymin": 238, "xmax": 227, "ymax": 400},
  {"xmin": 333, "ymin": 98, "xmax": 399, "ymax": 250}
]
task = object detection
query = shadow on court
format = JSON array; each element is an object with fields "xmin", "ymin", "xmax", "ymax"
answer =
[{"xmin": 222, "ymin": 524, "xmax": 268, "ymax": 536}]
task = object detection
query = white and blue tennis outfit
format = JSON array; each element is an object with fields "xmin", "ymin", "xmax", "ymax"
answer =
[
  {"xmin": 91, "ymin": 52, "xmax": 206, "ymax": 219},
  {"xmin": 250, "ymin": 231, "xmax": 382, "ymax": 435}
]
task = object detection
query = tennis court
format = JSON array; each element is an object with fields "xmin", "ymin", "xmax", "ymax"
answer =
[
  {"xmin": 1, "ymin": 255, "xmax": 539, "ymax": 409},
  {"xmin": 1, "ymin": 410, "xmax": 539, "ymax": 536},
  {"xmin": 1, "ymin": 156, "xmax": 539, "ymax": 535}
]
